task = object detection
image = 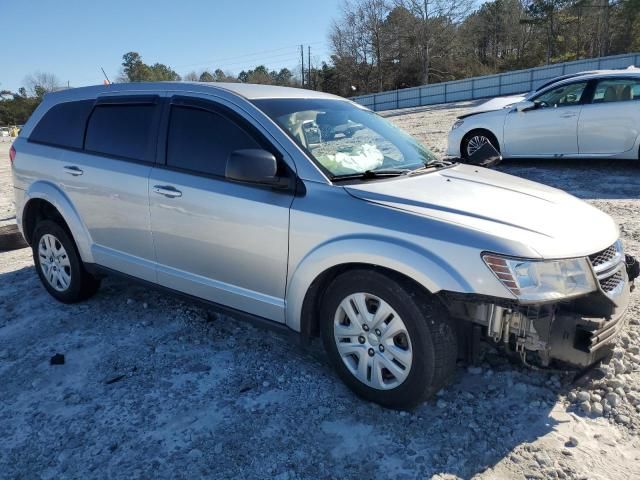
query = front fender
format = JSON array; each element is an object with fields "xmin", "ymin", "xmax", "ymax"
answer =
[
  {"xmin": 285, "ymin": 235, "xmax": 474, "ymax": 332},
  {"xmin": 23, "ymin": 181, "xmax": 94, "ymax": 263}
]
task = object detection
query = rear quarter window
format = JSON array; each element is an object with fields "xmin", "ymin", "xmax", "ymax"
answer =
[{"xmin": 29, "ymin": 100, "xmax": 95, "ymax": 149}]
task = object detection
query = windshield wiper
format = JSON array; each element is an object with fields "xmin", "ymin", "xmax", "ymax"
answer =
[
  {"xmin": 331, "ymin": 168, "xmax": 411, "ymax": 182},
  {"xmin": 406, "ymin": 160, "xmax": 454, "ymax": 176}
]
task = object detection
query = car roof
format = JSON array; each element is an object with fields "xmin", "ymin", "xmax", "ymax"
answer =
[
  {"xmin": 540, "ymin": 68, "xmax": 640, "ymax": 87},
  {"xmin": 41, "ymin": 81, "xmax": 345, "ymax": 103}
]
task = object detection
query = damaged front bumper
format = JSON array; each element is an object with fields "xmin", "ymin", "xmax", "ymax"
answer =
[{"xmin": 446, "ymin": 250, "xmax": 637, "ymax": 369}]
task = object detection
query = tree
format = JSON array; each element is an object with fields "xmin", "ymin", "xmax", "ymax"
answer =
[
  {"xmin": 396, "ymin": 0, "xmax": 474, "ymax": 84},
  {"xmin": 0, "ymin": 89, "xmax": 41, "ymax": 125},
  {"xmin": 120, "ymin": 52, "xmax": 181, "ymax": 82},
  {"xmin": 121, "ymin": 52, "xmax": 151, "ymax": 82},
  {"xmin": 23, "ymin": 71, "xmax": 61, "ymax": 97},
  {"xmin": 213, "ymin": 69, "xmax": 237, "ymax": 82},
  {"xmin": 184, "ymin": 71, "xmax": 199, "ymax": 81},
  {"xmin": 199, "ymin": 71, "xmax": 215, "ymax": 82},
  {"xmin": 148, "ymin": 63, "xmax": 181, "ymax": 81}
]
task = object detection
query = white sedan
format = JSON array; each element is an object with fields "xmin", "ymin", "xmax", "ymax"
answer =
[{"xmin": 447, "ymin": 71, "xmax": 640, "ymax": 160}]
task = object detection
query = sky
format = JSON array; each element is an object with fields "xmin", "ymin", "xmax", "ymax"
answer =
[{"xmin": 0, "ymin": 0, "xmax": 342, "ymax": 92}]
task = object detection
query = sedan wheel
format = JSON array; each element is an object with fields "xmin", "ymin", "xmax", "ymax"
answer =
[
  {"xmin": 466, "ymin": 134, "xmax": 491, "ymax": 157},
  {"xmin": 334, "ymin": 292, "xmax": 413, "ymax": 390}
]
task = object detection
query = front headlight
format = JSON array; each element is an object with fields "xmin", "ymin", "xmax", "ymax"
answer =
[
  {"xmin": 451, "ymin": 119, "xmax": 464, "ymax": 130},
  {"xmin": 482, "ymin": 253, "xmax": 597, "ymax": 302}
]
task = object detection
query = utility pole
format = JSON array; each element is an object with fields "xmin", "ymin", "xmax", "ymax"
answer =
[
  {"xmin": 300, "ymin": 44, "xmax": 305, "ymax": 88},
  {"xmin": 308, "ymin": 46, "xmax": 312, "ymax": 90}
]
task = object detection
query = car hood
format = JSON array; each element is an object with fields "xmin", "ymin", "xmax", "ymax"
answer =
[
  {"xmin": 344, "ymin": 164, "xmax": 618, "ymax": 259},
  {"xmin": 460, "ymin": 94, "xmax": 526, "ymax": 119}
]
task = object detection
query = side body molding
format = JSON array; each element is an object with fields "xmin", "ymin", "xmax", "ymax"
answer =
[
  {"xmin": 284, "ymin": 235, "xmax": 473, "ymax": 332},
  {"xmin": 22, "ymin": 181, "xmax": 95, "ymax": 263}
]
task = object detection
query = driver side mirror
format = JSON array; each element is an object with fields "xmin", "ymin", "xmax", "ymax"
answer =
[
  {"xmin": 515, "ymin": 100, "xmax": 536, "ymax": 112},
  {"xmin": 226, "ymin": 149, "xmax": 289, "ymax": 188}
]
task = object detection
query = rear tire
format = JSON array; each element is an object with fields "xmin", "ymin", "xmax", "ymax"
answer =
[
  {"xmin": 320, "ymin": 269, "xmax": 457, "ymax": 409},
  {"xmin": 32, "ymin": 220, "xmax": 100, "ymax": 303}
]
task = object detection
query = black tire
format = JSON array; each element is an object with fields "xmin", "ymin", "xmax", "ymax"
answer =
[
  {"xmin": 320, "ymin": 269, "xmax": 457, "ymax": 409},
  {"xmin": 461, "ymin": 130, "xmax": 499, "ymax": 160},
  {"xmin": 0, "ymin": 223, "xmax": 28, "ymax": 251},
  {"xmin": 32, "ymin": 220, "xmax": 100, "ymax": 303}
]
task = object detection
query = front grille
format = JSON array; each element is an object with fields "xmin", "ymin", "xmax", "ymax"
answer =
[
  {"xmin": 600, "ymin": 270, "xmax": 624, "ymax": 293},
  {"xmin": 589, "ymin": 244, "xmax": 618, "ymax": 268},
  {"xmin": 588, "ymin": 241, "xmax": 625, "ymax": 296}
]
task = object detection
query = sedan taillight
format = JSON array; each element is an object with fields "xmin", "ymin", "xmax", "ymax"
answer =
[{"xmin": 9, "ymin": 145, "xmax": 16, "ymax": 164}]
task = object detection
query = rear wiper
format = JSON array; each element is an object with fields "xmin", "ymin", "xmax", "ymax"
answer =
[{"xmin": 331, "ymin": 168, "xmax": 411, "ymax": 182}]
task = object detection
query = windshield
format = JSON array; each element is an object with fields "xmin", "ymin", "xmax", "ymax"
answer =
[{"xmin": 252, "ymin": 98, "xmax": 439, "ymax": 178}]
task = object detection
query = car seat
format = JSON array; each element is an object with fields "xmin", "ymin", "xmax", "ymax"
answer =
[{"xmin": 603, "ymin": 86, "xmax": 618, "ymax": 102}]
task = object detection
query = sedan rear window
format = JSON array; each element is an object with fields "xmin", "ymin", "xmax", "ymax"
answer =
[{"xmin": 30, "ymin": 100, "xmax": 94, "ymax": 149}]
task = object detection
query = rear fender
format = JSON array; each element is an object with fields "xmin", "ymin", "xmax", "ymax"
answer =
[{"xmin": 22, "ymin": 181, "xmax": 94, "ymax": 263}]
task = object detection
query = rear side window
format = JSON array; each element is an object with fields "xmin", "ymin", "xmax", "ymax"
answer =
[
  {"xmin": 592, "ymin": 78, "xmax": 640, "ymax": 103},
  {"xmin": 166, "ymin": 105, "xmax": 261, "ymax": 177},
  {"xmin": 30, "ymin": 100, "xmax": 94, "ymax": 149},
  {"xmin": 85, "ymin": 103, "xmax": 156, "ymax": 161}
]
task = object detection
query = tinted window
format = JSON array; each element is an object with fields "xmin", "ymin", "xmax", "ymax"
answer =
[
  {"xmin": 30, "ymin": 100, "xmax": 94, "ymax": 149},
  {"xmin": 85, "ymin": 104, "xmax": 156, "ymax": 161},
  {"xmin": 533, "ymin": 81, "xmax": 588, "ymax": 108},
  {"xmin": 167, "ymin": 105, "xmax": 261, "ymax": 176},
  {"xmin": 592, "ymin": 78, "xmax": 640, "ymax": 103}
]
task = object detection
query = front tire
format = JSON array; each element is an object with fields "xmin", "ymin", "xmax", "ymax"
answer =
[
  {"xmin": 320, "ymin": 269, "xmax": 457, "ymax": 409},
  {"xmin": 32, "ymin": 220, "xmax": 100, "ymax": 303},
  {"xmin": 461, "ymin": 130, "xmax": 499, "ymax": 160}
]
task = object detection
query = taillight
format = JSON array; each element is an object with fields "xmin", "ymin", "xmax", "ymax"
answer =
[{"xmin": 9, "ymin": 145, "xmax": 16, "ymax": 164}]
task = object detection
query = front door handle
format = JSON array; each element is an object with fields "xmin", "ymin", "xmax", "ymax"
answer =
[
  {"xmin": 153, "ymin": 185, "xmax": 182, "ymax": 198},
  {"xmin": 560, "ymin": 112, "xmax": 577, "ymax": 118},
  {"xmin": 63, "ymin": 165, "xmax": 83, "ymax": 176}
]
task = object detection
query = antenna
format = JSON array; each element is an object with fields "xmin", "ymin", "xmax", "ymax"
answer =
[{"xmin": 100, "ymin": 67, "xmax": 111, "ymax": 85}]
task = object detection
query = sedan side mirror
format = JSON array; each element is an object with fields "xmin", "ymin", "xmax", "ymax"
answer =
[
  {"xmin": 515, "ymin": 100, "xmax": 536, "ymax": 112},
  {"xmin": 226, "ymin": 149, "xmax": 289, "ymax": 188}
]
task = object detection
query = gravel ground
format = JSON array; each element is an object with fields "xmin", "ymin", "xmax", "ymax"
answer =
[{"xmin": 2, "ymin": 102, "xmax": 640, "ymax": 479}]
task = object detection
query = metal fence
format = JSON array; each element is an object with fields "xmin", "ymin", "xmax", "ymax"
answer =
[{"xmin": 351, "ymin": 52, "xmax": 640, "ymax": 112}]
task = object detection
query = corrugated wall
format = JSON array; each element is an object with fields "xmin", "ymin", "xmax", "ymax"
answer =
[{"xmin": 351, "ymin": 53, "xmax": 640, "ymax": 112}]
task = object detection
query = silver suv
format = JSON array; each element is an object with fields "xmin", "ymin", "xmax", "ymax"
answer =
[{"xmin": 11, "ymin": 82, "xmax": 636, "ymax": 408}]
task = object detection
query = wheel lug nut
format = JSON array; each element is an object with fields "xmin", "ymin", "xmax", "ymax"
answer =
[
  {"xmin": 358, "ymin": 336, "xmax": 365, "ymax": 344},
  {"xmin": 368, "ymin": 348, "xmax": 375, "ymax": 357},
  {"xmin": 375, "ymin": 329, "xmax": 381, "ymax": 336},
  {"xmin": 379, "ymin": 345, "xmax": 385, "ymax": 352},
  {"xmin": 362, "ymin": 324, "xmax": 369, "ymax": 332}
]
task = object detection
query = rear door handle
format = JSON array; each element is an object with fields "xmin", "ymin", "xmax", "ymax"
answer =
[
  {"xmin": 153, "ymin": 185, "xmax": 182, "ymax": 198},
  {"xmin": 63, "ymin": 165, "xmax": 83, "ymax": 176},
  {"xmin": 560, "ymin": 112, "xmax": 577, "ymax": 118}
]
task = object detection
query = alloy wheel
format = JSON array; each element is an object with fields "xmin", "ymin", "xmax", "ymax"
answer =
[
  {"xmin": 333, "ymin": 292, "xmax": 413, "ymax": 390},
  {"xmin": 466, "ymin": 135, "xmax": 491, "ymax": 157}
]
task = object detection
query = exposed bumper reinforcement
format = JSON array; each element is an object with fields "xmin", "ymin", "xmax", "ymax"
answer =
[{"xmin": 548, "ymin": 279, "xmax": 629, "ymax": 367}]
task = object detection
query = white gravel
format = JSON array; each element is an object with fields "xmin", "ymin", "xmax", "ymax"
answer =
[{"xmin": 2, "ymin": 102, "xmax": 640, "ymax": 479}]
